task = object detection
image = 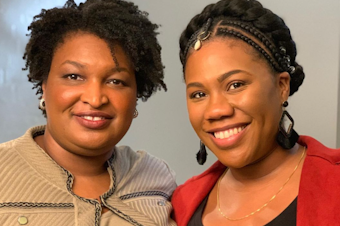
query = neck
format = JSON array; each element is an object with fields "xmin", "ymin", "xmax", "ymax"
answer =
[
  {"xmin": 226, "ymin": 144, "xmax": 303, "ymax": 189},
  {"xmin": 34, "ymin": 130, "xmax": 112, "ymax": 177}
]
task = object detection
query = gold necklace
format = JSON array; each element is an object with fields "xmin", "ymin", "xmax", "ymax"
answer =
[{"xmin": 217, "ymin": 147, "xmax": 306, "ymax": 221}]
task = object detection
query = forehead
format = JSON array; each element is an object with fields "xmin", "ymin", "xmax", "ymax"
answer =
[
  {"xmin": 187, "ymin": 37, "xmax": 261, "ymax": 63},
  {"xmin": 184, "ymin": 38, "xmax": 274, "ymax": 82},
  {"xmin": 185, "ymin": 38, "xmax": 257, "ymax": 70}
]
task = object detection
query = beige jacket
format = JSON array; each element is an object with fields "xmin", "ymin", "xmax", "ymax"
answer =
[{"xmin": 0, "ymin": 126, "xmax": 177, "ymax": 226}]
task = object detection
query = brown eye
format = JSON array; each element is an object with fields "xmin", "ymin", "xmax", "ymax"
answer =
[
  {"xmin": 66, "ymin": 74, "xmax": 82, "ymax": 80},
  {"xmin": 228, "ymin": 82, "xmax": 244, "ymax": 90},
  {"xmin": 191, "ymin": 92, "xmax": 206, "ymax": 99},
  {"xmin": 107, "ymin": 79, "xmax": 126, "ymax": 86}
]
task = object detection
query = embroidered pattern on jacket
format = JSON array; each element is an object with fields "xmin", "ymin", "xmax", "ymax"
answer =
[
  {"xmin": 65, "ymin": 170, "xmax": 102, "ymax": 226},
  {"xmin": 120, "ymin": 191, "xmax": 170, "ymax": 200},
  {"xmin": 32, "ymin": 130, "xmax": 45, "ymax": 138},
  {"xmin": 103, "ymin": 156, "xmax": 145, "ymax": 226},
  {"xmin": 105, "ymin": 203, "xmax": 144, "ymax": 226},
  {"xmin": 102, "ymin": 153, "xmax": 117, "ymax": 199},
  {"xmin": 0, "ymin": 202, "xmax": 74, "ymax": 208}
]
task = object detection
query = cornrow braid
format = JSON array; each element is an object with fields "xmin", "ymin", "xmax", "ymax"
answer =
[
  {"xmin": 218, "ymin": 21, "xmax": 291, "ymax": 72},
  {"xmin": 180, "ymin": 0, "xmax": 305, "ymax": 96},
  {"xmin": 218, "ymin": 28, "xmax": 283, "ymax": 72},
  {"xmin": 24, "ymin": 0, "xmax": 166, "ymax": 116}
]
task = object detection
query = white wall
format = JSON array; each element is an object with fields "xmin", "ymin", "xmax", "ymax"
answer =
[{"xmin": 0, "ymin": 0, "xmax": 339, "ymax": 184}]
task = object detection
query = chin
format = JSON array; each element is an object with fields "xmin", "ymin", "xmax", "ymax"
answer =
[
  {"xmin": 72, "ymin": 143, "xmax": 113, "ymax": 157},
  {"xmin": 73, "ymin": 136, "xmax": 116, "ymax": 151},
  {"xmin": 214, "ymin": 150, "xmax": 251, "ymax": 169},
  {"xmin": 220, "ymin": 159, "xmax": 249, "ymax": 169}
]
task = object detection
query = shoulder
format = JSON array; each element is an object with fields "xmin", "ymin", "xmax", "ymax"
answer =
[
  {"xmin": 111, "ymin": 146, "xmax": 177, "ymax": 226},
  {"xmin": 0, "ymin": 138, "xmax": 20, "ymax": 169},
  {"xmin": 297, "ymin": 136, "xmax": 340, "ymax": 224},
  {"xmin": 171, "ymin": 161, "xmax": 225, "ymax": 224},
  {"xmin": 113, "ymin": 146, "xmax": 177, "ymax": 197},
  {"xmin": 299, "ymin": 136, "xmax": 340, "ymax": 192},
  {"xmin": 173, "ymin": 161, "xmax": 226, "ymax": 198},
  {"xmin": 0, "ymin": 138, "xmax": 16, "ymax": 152},
  {"xmin": 299, "ymin": 135, "xmax": 340, "ymax": 165},
  {"xmin": 0, "ymin": 125, "xmax": 45, "ymax": 157},
  {"xmin": 0, "ymin": 127, "xmax": 33, "ymax": 159}
]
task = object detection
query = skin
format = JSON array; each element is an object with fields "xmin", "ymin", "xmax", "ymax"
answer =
[
  {"xmin": 185, "ymin": 38, "xmax": 305, "ymax": 226},
  {"xmin": 34, "ymin": 32, "xmax": 137, "ymax": 206}
]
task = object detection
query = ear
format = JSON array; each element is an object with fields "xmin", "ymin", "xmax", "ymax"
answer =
[
  {"xmin": 277, "ymin": 72, "xmax": 290, "ymax": 102},
  {"xmin": 42, "ymin": 81, "xmax": 46, "ymax": 99}
]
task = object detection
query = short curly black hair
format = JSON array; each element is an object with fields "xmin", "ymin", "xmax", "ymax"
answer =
[
  {"xmin": 23, "ymin": 0, "xmax": 166, "ymax": 115},
  {"xmin": 180, "ymin": 0, "xmax": 304, "ymax": 96}
]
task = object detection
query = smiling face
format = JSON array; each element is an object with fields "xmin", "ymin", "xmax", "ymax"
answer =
[
  {"xmin": 42, "ymin": 32, "xmax": 137, "ymax": 156},
  {"xmin": 185, "ymin": 38, "xmax": 290, "ymax": 168}
]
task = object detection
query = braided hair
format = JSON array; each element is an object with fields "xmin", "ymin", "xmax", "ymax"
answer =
[
  {"xmin": 24, "ymin": 0, "xmax": 166, "ymax": 116},
  {"xmin": 180, "ymin": 0, "xmax": 304, "ymax": 96}
]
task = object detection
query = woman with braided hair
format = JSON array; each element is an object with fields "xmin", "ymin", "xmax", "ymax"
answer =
[
  {"xmin": 0, "ymin": 0, "xmax": 176, "ymax": 225},
  {"xmin": 171, "ymin": 0, "xmax": 340, "ymax": 225}
]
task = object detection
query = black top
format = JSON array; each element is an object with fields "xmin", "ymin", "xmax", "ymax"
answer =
[{"xmin": 188, "ymin": 196, "xmax": 297, "ymax": 226}]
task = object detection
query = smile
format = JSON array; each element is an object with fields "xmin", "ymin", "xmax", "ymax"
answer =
[
  {"xmin": 81, "ymin": 116, "xmax": 106, "ymax": 121},
  {"xmin": 75, "ymin": 115, "xmax": 111, "ymax": 130},
  {"xmin": 214, "ymin": 126, "xmax": 246, "ymax": 139}
]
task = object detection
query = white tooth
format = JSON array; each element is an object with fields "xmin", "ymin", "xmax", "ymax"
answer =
[
  {"xmin": 93, "ymin": 117, "xmax": 102, "ymax": 121},
  {"xmin": 224, "ymin": 130, "xmax": 229, "ymax": 138},
  {"xmin": 234, "ymin": 128, "xmax": 238, "ymax": 134},
  {"xmin": 84, "ymin": 116, "xmax": 93, "ymax": 120},
  {"xmin": 215, "ymin": 126, "xmax": 246, "ymax": 139},
  {"xmin": 220, "ymin": 131, "xmax": 225, "ymax": 139}
]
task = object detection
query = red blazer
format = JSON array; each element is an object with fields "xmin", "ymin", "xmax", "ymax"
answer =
[{"xmin": 172, "ymin": 136, "xmax": 340, "ymax": 226}]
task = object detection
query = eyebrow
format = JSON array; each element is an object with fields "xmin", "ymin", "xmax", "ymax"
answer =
[
  {"xmin": 217, "ymin": 69, "xmax": 243, "ymax": 83},
  {"xmin": 186, "ymin": 69, "xmax": 244, "ymax": 89},
  {"xmin": 61, "ymin": 60, "xmax": 130, "ymax": 74},
  {"xmin": 108, "ymin": 67, "xmax": 130, "ymax": 74},
  {"xmin": 62, "ymin": 60, "xmax": 86, "ymax": 68},
  {"xmin": 186, "ymin": 82, "xmax": 204, "ymax": 89}
]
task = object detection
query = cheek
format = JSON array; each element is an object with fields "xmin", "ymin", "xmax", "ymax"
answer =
[
  {"xmin": 112, "ymin": 91, "xmax": 136, "ymax": 114},
  {"xmin": 46, "ymin": 86, "xmax": 78, "ymax": 109},
  {"xmin": 236, "ymin": 82, "xmax": 280, "ymax": 116},
  {"xmin": 187, "ymin": 102, "xmax": 204, "ymax": 132}
]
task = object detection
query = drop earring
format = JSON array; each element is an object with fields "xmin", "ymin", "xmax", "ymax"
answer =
[
  {"xmin": 133, "ymin": 109, "xmax": 138, "ymax": 118},
  {"xmin": 39, "ymin": 98, "xmax": 46, "ymax": 110},
  {"xmin": 276, "ymin": 101, "xmax": 299, "ymax": 149},
  {"xmin": 196, "ymin": 141, "xmax": 207, "ymax": 165}
]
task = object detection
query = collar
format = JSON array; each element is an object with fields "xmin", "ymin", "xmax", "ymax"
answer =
[
  {"xmin": 298, "ymin": 135, "xmax": 340, "ymax": 165},
  {"xmin": 13, "ymin": 126, "xmax": 117, "ymax": 193},
  {"xmin": 13, "ymin": 126, "xmax": 69, "ymax": 191}
]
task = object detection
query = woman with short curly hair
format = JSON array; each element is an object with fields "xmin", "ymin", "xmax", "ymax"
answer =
[
  {"xmin": 0, "ymin": 1, "xmax": 176, "ymax": 225},
  {"xmin": 172, "ymin": 0, "xmax": 340, "ymax": 225}
]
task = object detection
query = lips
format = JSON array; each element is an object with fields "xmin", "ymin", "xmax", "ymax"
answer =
[
  {"xmin": 214, "ymin": 126, "xmax": 246, "ymax": 139},
  {"xmin": 74, "ymin": 111, "xmax": 113, "ymax": 119},
  {"xmin": 80, "ymin": 116, "xmax": 107, "ymax": 121},
  {"xmin": 206, "ymin": 123, "xmax": 249, "ymax": 149},
  {"xmin": 73, "ymin": 111, "xmax": 113, "ymax": 129}
]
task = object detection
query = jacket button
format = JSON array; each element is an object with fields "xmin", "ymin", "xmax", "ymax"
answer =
[
  {"xmin": 157, "ymin": 200, "xmax": 166, "ymax": 206},
  {"xmin": 18, "ymin": 216, "xmax": 28, "ymax": 225}
]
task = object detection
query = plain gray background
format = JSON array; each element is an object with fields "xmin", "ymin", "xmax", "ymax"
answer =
[{"xmin": 0, "ymin": 0, "xmax": 339, "ymax": 184}]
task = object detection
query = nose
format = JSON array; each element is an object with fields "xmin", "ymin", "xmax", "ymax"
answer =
[
  {"xmin": 204, "ymin": 93, "xmax": 234, "ymax": 121},
  {"xmin": 80, "ymin": 81, "xmax": 108, "ymax": 108}
]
